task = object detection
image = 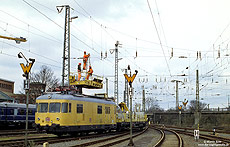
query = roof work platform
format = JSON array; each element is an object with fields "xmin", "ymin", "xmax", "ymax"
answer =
[{"xmin": 69, "ymin": 73, "xmax": 103, "ymax": 89}]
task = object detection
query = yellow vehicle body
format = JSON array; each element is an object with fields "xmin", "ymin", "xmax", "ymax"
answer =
[
  {"xmin": 116, "ymin": 102, "xmax": 147, "ymax": 130},
  {"xmin": 35, "ymin": 93, "xmax": 116, "ymax": 135}
]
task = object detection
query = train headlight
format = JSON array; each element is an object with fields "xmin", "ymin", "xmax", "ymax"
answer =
[
  {"xmin": 38, "ymin": 117, "xmax": 40, "ymax": 121},
  {"xmin": 56, "ymin": 117, "xmax": 60, "ymax": 121}
]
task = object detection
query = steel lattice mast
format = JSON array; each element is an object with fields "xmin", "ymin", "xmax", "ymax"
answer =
[
  {"xmin": 114, "ymin": 41, "xmax": 119, "ymax": 104},
  {"xmin": 62, "ymin": 5, "xmax": 70, "ymax": 86},
  {"xmin": 58, "ymin": 5, "xmax": 77, "ymax": 86}
]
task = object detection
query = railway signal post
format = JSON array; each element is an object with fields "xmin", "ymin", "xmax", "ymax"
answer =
[
  {"xmin": 124, "ymin": 65, "xmax": 138, "ymax": 146},
  {"xmin": 18, "ymin": 52, "xmax": 35, "ymax": 147}
]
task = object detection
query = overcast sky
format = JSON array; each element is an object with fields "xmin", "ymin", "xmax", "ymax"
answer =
[{"xmin": 1, "ymin": 0, "xmax": 230, "ymax": 110}]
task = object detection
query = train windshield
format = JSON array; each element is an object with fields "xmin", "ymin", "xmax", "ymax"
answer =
[
  {"xmin": 38, "ymin": 103, "xmax": 48, "ymax": 113},
  {"xmin": 49, "ymin": 103, "xmax": 61, "ymax": 113}
]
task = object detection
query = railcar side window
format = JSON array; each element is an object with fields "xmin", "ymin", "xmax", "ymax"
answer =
[
  {"xmin": 1, "ymin": 108, "xmax": 4, "ymax": 115},
  {"xmin": 77, "ymin": 104, "xmax": 83, "ymax": 113},
  {"xmin": 69, "ymin": 103, "xmax": 71, "ymax": 113},
  {"xmin": 9, "ymin": 109, "xmax": 14, "ymax": 115},
  {"xmin": 61, "ymin": 103, "xmax": 68, "ymax": 113},
  {"xmin": 105, "ymin": 107, "xmax": 110, "ymax": 114},
  {"xmin": 38, "ymin": 103, "xmax": 48, "ymax": 113},
  {"xmin": 97, "ymin": 105, "xmax": 102, "ymax": 114},
  {"xmin": 49, "ymin": 103, "xmax": 61, "ymax": 113},
  {"xmin": 28, "ymin": 109, "xmax": 33, "ymax": 115},
  {"xmin": 19, "ymin": 109, "xmax": 25, "ymax": 115}
]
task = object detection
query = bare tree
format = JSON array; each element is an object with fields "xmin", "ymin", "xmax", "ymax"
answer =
[
  {"xmin": 145, "ymin": 97, "xmax": 163, "ymax": 113},
  {"xmin": 188, "ymin": 100, "xmax": 207, "ymax": 112},
  {"xmin": 30, "ymin": 65, "xmax": 60, "ymax": 91}
]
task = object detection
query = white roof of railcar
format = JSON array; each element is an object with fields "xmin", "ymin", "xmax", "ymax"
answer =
[
  {"xmin": 36, "ymin": 93, "xmax": 116, "ymax": 105},
  {"xmin": 0, "ymin": 102, "xmax": 36, "ymax": 108}
]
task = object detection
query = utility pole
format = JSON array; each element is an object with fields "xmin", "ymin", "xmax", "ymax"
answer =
[
  {"xmin": 171, "ymin": 80, "xmax": 181, "ymax": 111},
  {"xmin": 195, "ymin": 69, "xmax": 200, "ymax": 129},
  {"xmin": 114, "ymin": 41, "xmax": 121, "ymax": 105},
  {"xmin": 106, "ymin": 78, "xmax": 108, "ymax": 97},
  {"xmin": 176, "ymin": 81, "xmax": 179, "ymax": 110},
  {"xmin": 142, "ymin": 85, "xmax": 145, "ymax": 112},
  {"xmin": 124, "ymin": 69, "xmax": 129, "ymax": 106},
  {"xmin": 57, "ymin": 5, "xmax": 77, "ymax": 86}
]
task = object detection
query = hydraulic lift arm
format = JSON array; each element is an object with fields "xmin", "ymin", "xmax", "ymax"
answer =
[{"xmin": 0, "ymin": 35, "xmax": 27, "ymax": 44}]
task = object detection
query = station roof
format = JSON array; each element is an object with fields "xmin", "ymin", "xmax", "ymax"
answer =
[{"xmin": 0, "ymin": 91, "xmax": 14, "ymax": 102}]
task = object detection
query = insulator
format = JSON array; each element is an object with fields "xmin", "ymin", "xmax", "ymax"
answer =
[
  {"xmin": 197, "ymin": 51, "xmax": 199, "ymax": 59},
  {"xmin": 170, "ymin": 48, "xmax": 173, "ymax": 58},
  {"xmin": 105, "ymin": 51, "xmax": 107, "ymax": 58},
  {"xmin": 136, "ymin": 50, "xmax": 137, "ymax": 57},
  {"xmin": 101, "ymin": 51, "xmax": 103, "ymax": 59}
]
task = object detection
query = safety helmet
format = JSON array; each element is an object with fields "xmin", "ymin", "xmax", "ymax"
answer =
[
  {"xmin": 84, "ymin": 51, "xmax": 86, "ymax": 53},
  {"xmin": 89, "ymin": 66, "xmax": 91, "ymax": 68},
  {"xmin": 79, "ymin": 63, "xmax": 81, "ymax": 65}
]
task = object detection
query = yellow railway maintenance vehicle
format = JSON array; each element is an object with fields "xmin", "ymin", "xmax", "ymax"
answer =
[
  {"xmin": 35, "ymin": 52, "xmax": 147, "ymax": 136},
  {"xmin": 35, "ymin": 93, "xmax": 117, "ymax": 136}
]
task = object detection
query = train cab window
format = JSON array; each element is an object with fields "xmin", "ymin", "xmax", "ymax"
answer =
[
  {"xmin": 105, "ymin": 107, "xmax": 110, "ymax": 114},
  {"xmin": 49, "ymin": 103, "xmax": 61, "ymax": 113},
  {"xmin": 38, "ymin": 103, "xmax": 48, "ymax": 113},
  {"xmin": 77, "ymin": 104, "xmax": 83, "ymax": 113},
  {"xmin": 61, "ymin": 103, "xmax": 68, "ymax": 113},
  {"xmin": 97, "ymin": 105, "xmax": 102, "ymax": 114},
  {"xmin": 69, "ymin": 103, "xmax": 71, "ymax": 113}
]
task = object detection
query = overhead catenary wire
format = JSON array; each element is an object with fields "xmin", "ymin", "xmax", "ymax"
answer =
[{"xmin": 146, "ymin": 0, "xmax": 172, "ymax": 77}]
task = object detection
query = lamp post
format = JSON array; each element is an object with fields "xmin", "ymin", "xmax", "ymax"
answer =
[{"xmin": 18, "ymin": 52, "xmax": 35, "ymax": 147}]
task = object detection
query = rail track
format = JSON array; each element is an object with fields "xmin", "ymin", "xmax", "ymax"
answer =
[
  {"xmin": 151, "ymin": 126, "xmax": 183, "ymax": 147},
  {"xmin": 0, "ymin": 129, "xmax": 144, "ymax": 147},
  {"xmin": 70, "ymin": 127, "xmax": 148, "ymax": 147},
  {"xmin": 0, "ymin": 129, "xmax": 37, "ymax": 136},
  {"xmin": 153, "ymin": 125, "xmax": 230, "ymax": 146},
  {"xmin": 173, "ymin": 129, "xmax": 230, "ymax": 145}
]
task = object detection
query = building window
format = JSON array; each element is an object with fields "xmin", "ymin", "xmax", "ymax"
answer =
[
  {"xmin": 77, "ymin": 104, "xmax": 83, "ymax": 113},
  {"xmin": 61, "ymin": 103, "xmax": 68, "ymax": 113},
  {"xmin": 105, "ymin": 107, "xmax": 110, "ymax": 114},
  {"xmin": 97, "ymin": 105, "xmax": 102, "ymax": 114}
]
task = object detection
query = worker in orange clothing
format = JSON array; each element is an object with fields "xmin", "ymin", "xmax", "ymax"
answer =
[
  {"xmin": 86, "ymin": 66, "xmax": 93, "ymax": 80},
  {"xmin": 83, "ymin": 51, "xmax": 90, "ymax": 70},
  {"xmin": 77, "ymin": 63, "xmax": 81, "ymax": 81}
]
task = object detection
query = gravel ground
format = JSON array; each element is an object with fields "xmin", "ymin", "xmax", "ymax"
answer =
[
  {"xmin": 112, "ymin": 128, "xmax": 161, "ymax": 147},
  {"xmin": 35, "ymin": 133, "xmax": 116, "ymax": 147},
  {"xmin": 36, "ymin": 129, "xmax": 229, "ymax": 147}
]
